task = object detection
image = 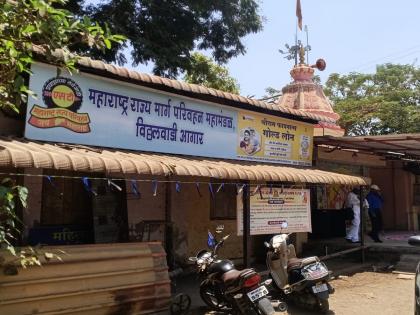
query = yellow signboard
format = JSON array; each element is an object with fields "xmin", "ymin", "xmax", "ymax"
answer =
[{"xmin": 236, "ymin": 111, "xmax": 313, "ymax": 166}]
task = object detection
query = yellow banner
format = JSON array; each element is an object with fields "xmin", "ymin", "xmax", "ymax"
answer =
[{"xmin": 236, "ymin": 111, "xmax": 313, "ymax": 166}]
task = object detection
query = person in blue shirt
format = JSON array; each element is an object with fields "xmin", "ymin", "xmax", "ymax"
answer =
[{"xmin": 366, "ymin": 185, "xmax": 384, "ymax": 243}]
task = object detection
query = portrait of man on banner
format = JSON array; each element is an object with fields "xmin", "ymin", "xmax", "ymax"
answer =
[{"xmin": 239, "ymin": 127, "xmax": 261, "ymax": 155}]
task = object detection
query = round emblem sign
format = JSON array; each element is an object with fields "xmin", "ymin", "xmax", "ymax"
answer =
[{"xmin": 42, "ymin": 77, "xmax": 83, "ymax": 112}]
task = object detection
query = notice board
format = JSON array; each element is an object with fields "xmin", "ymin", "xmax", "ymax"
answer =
[{"xmin": 237, "ymin": 187, "xmax": 312, "ymax": 235}]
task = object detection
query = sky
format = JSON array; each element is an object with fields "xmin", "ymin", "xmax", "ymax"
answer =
[{"xmin": 124, "ymin": 0, "xmax": 420, "ymax": 99}]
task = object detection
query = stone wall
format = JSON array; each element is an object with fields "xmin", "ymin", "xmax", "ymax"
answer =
[{"xmin": 0, "ymin": 113, "xmax": 24, "ymax": 136}]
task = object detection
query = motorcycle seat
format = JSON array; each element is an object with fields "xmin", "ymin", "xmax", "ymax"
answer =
[
  {"xmin": 287, "ymin": 256, "xmax": 319, "ymax": 270},
  {"xmin": 222, "ymin": 268, "xmax": 254, "ymax": 285}
]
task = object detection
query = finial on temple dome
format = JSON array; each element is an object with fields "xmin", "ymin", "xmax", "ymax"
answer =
[
  {"xmin": 299, "ymin": 44, "xmax": 306, "ymax": 65},
  {"xmin": 279, "ymin": 40, "xmax": 311, "ymax": 66}
]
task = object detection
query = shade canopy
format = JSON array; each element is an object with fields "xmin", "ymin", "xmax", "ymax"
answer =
[
  {"xmin": 316, "ymin": 134, "xmax": 420, "ymax": 161},
  {"xmin": 0, "ymin": 137, "xmax": 369, "ymax": 186}
]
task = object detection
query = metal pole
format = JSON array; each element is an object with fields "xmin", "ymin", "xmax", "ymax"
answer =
[
  {"xmin": 359, "ymin": 186, "xmax": 365, "ymax": 263},
  {"xmin": 165, "ymin": 180, "xmax": 174, "ymax": 269},
  {"xmin": 294, "ymin": 21, "xmax": 298, "ymax": 66},
  {"xmin": 305, "ymin": 25, "xmax": 309, "ymax": 64},
  {"xmin": 243, "ymin": 183, "xmax": 251, "ymax": 268},
  {"xmin": 320, "ymin": 246, "xmax": 369, "ymax": 262}
]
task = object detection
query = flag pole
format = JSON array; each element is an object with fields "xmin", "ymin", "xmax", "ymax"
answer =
[
  {"xmin": 295, "ymin": 20, "xmax": 298, "ymax": 66},
  {"xmin": 295, "ymin": 0, "xmax": 303, "ymax": 65},
  {"xmin": 305, "ymin": 25, "xmax": 309, "ymax": 64}
]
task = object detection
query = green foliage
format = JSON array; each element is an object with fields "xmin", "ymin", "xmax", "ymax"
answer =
[
  {"xmin": 183, "ymin": 52, "xmax": 240, "ymax": 94},
  {"xmin": 0, "ymin": 0, "xmax": 125, "ymax": 113},
  {"xmin": 65, "ymin": 0, "xmax": 263, "ymax": 77},
  {"xmin": 260, "ymin": 87, "xmax": 281, "ymax": 103},
  {"xmin": 0, "ymin": 178, "xmax": 27, "ymax": 256},
  {"xmin": 0, "ymin": 178, "xmax": 63, "ymax": 273},
  {"xmin": 325, "ymin": 64, "xmax": 420, "ymax": 135}
]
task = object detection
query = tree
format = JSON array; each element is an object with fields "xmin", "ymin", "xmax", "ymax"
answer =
[
  {"xmin": 0, "ymin": 0, "xmax": 125, "ymax": 113},
  {"xmin": 0, "ymin": 0, "xmax": 122, "ymax": 271},
  {"xmin": 64, "ymin": 0, "xmax": 263, "ymax": 77},
  {"xmin": 260, "ymin": 87, "xmax": 281, "ymax": 103},
  {"xmin": 0, "ymin": 178, "xmax": 27, "ymax": 257},
  {"xmin": 324, "ymin": 64, "xmax": 420, "ymax": 135},
  {"xmin": 183, "ymin": 52, "xmax": 240, "ymax": 94}
]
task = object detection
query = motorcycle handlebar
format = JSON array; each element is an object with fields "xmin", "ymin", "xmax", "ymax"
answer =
[
  {"xmin": 222, "ymin": 234, "xmax": 230, "ymax": 241},
  {"xmin": 213, "ymin": 234, "xmax": 230, "ymax": 255}
]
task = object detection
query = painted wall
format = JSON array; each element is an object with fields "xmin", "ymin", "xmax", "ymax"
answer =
[
  {"xmin": 126, "ymin": 176, "xmax": 166, "ymax": 243},
  {"xmin": 370, "ymin": 161, "xmax": 413, "ymax": 230},
  {"xmin": 169, "ymin": 178, "xmax": 243, "ymax": 263},
  {"xmin": 0, "ymin": 113, "xmax": 24, "ymax": 136},
  {"xmin": 317, "ymin": 146, "xmax": 386, "ymax": 168}
]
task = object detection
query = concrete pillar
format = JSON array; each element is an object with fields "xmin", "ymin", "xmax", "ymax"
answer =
[{"xmin": 295, "ymin": 232, "xmax": 308, "ymax": 255}]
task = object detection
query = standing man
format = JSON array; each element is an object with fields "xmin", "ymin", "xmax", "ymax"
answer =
[
  {"xmin": 346, "ymin": 187, "xmax": 369, "ymax": 243},
  {"xmin": 366, "ymin": 185, "xmax": 384, "ymax": 243}
]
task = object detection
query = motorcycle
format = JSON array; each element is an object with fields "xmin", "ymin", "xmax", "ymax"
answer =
[
  {"xmin": 189, "ymin": 225, "xmax": 276, "ymax": 315},
  {"xmin": 265, "ymin": 222, "xmax": 334, "ymax": 313}
]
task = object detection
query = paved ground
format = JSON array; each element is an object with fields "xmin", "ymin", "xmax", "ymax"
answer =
[{"xmin": 181, "ymin": 272, "xmax": 414, "ymax": 315}]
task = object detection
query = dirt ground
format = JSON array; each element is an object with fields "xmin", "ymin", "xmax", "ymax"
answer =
[{"xmin": 188, "ymin": 272, "xmax": 414, "ymax": 315}]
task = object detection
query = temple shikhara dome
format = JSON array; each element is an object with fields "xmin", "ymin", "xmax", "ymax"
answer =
[{"xmin": 276, "ymin": 49, "xmax": 345, "ymax": 136}]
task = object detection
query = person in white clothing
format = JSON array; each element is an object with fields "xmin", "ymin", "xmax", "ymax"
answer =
[{"xmin": 345, "ymin": 188, "xmax": 369, "ymax": 243}]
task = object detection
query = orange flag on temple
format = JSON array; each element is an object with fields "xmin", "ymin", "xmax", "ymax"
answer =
[{"xmin": 296, "ymin": 0, "xmax": 303, "ymax": 30}]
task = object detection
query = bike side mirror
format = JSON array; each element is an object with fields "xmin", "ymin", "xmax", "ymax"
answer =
[
  {"xmin": 281, "ymin": 221, "xmax": 288, "ymax": 229},
  {"xmin": 264, "ymin": 241, "xmax": 270, "ymax": 248},
  {"xmin": 408, "ymin": 235, "xmax": 420, "ymax": 247}
]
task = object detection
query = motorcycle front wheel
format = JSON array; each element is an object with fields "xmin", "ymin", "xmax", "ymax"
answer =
[{"xmin": 199, "ymin": 282, "xmax": 232, "ymax": 312}]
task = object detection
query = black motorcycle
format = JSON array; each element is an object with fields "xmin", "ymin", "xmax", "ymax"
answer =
[{"xmin": 188, "ymin": 226, "xmax": 276, "ymax": 315}]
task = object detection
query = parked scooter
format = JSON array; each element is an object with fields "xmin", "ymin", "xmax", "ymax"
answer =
[
  {"xmin": 265, "ymin": 222, "xmax": 334, "ymax": 313},
  {"xmin": 189, "ymin": 225, "xmax": 276, "ymax": 315}
]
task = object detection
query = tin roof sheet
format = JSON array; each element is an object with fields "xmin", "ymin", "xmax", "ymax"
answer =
[
  {"xmin": 33, "ymin": 47, "xmax": 335, "ymax": 124},
  {"xmin": 0, "ymin": 137, "xmax": 369, "ymax": 185}
]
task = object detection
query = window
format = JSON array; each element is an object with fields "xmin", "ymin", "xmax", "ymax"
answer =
[
  {"xmin": 210, "ymin": 183, "xmax": 237, "ymax": 220},
  {"xmin": 30, "ymin": 171, "xmax": 128, "ymax": 246},
  {"xmin": 41, "ymin": 171, "xmax": 92, "ymax": 226}
]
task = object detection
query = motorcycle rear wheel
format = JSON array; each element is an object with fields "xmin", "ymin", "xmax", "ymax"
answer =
[
  {"xmin": 199, "ymin": 282, "xmax": 232, "ymax": 312},
  {"xmin": 256, "ymin": 297, "xmax": 276, "ymax": 315},
  {"xmin": 318, "ymin": 299, "xmax": 329, "ymax": 313}
]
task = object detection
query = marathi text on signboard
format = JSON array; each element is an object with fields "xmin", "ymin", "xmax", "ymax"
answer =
[
  {"xmin": 237, "ymin": 187, "xmax": 312, "ymax": 235},
  {"xmin": 25, "ymin": 63, "xmax": 313, "ymax": 166},
  {"xmin": 236, "ymin": 112, "xmax": 313, "ymax": 165}
]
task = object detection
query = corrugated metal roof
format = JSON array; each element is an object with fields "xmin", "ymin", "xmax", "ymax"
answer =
[
  {"xmin": 0, "ymin": 137, "xmax": 369, "ymax": 185},
  {"xmin": 33, "ymin": 47, "xmax": 335, "ymax": 124},
  {"xmin": 315, "ymin": 134, "xmax": 420, "ymax": 161}
]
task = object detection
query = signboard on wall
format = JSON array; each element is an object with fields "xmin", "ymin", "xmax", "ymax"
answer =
[
  {"xmin": 237, "ymin": 187, "xmax": 312, "ymax": 235},
  {"xmin": 236, "ymin": 112, "xmax": 312, "ymax": 165},
  {"xmin": 25, "ymin": 63, "xmax": 313, "ymax": 166}
]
